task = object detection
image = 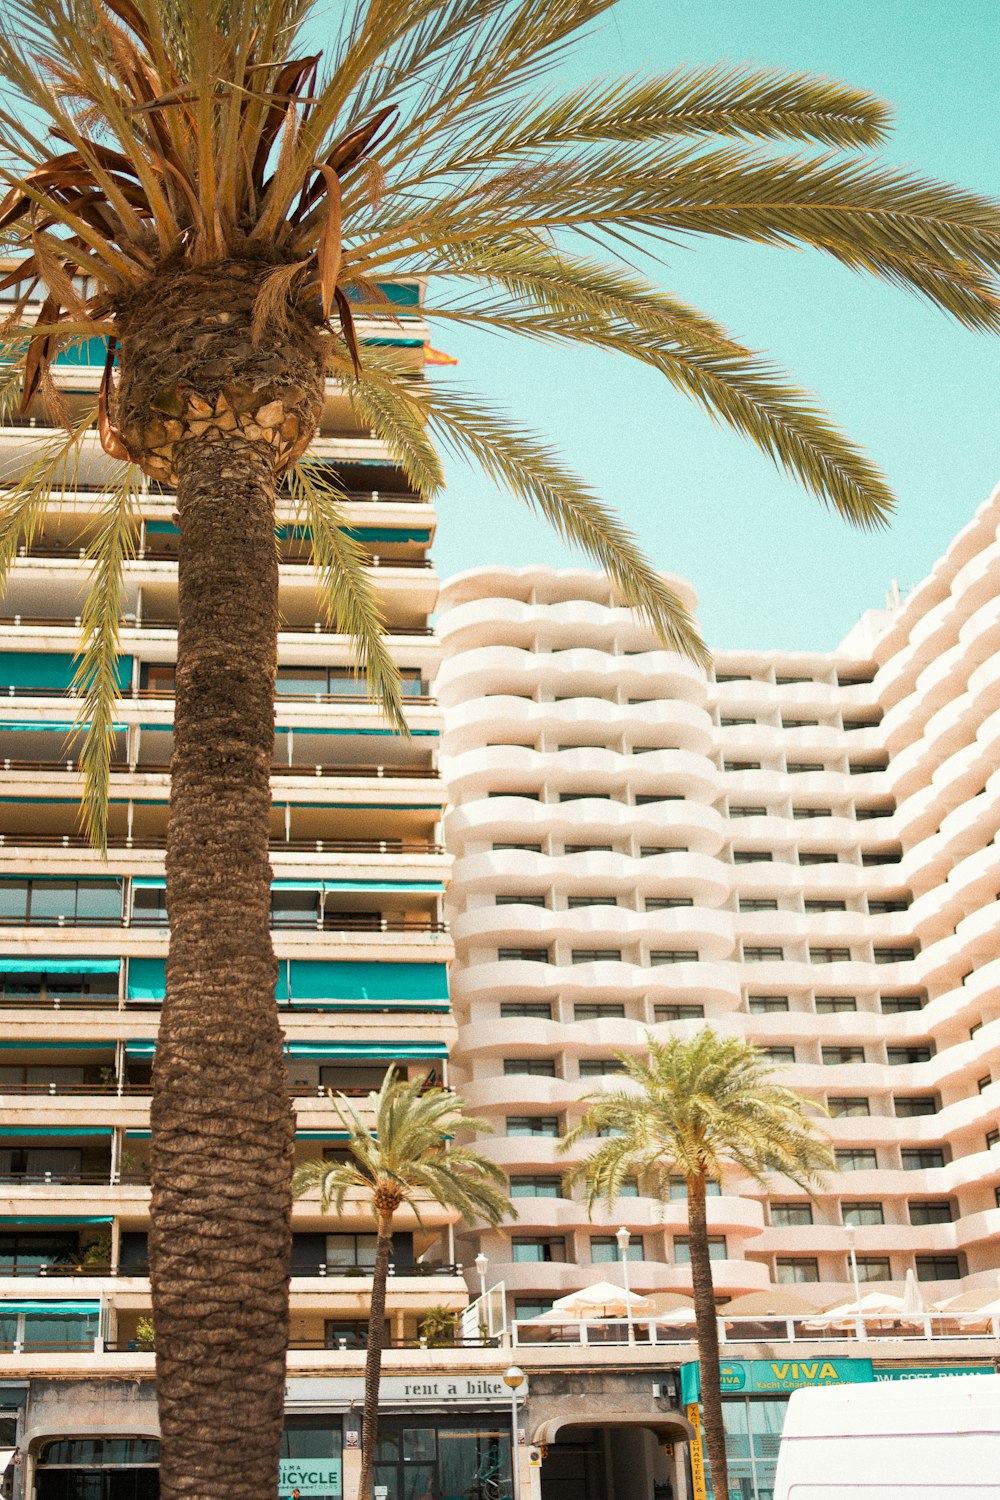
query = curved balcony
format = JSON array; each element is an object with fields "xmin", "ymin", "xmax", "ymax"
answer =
[
  {"xmin": 436, "ymin": 644, "xmax": 707, "ymax": 708},
  {"xmin": 450, "ymin": 902, "xmax": 734, "ymax": 958},
  {"xmin": 441, "ymin": 694, "xmax": 716, "ymax": 756},
  {"xmin": 446, "ymin": 847, "xmax": 732, "ymax": 905},
  {"xmin": 445, "ymin": 794, "xmax": 726, "ymax": 857},
  {"xmin": 451, "ymin": 956, "xmax": 742, "ymax": 1009}
]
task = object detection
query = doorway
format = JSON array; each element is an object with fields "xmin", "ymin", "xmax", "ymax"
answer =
[{"xmin": 539, "ymin": 1437, "xmax": 606, "ymax": 1500}]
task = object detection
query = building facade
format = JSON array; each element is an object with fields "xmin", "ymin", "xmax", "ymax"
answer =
[{"xmin": 436, "ymin": 497, "xmax": 1000, "ymax": 1323}]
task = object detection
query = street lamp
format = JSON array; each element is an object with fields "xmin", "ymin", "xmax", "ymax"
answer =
[
  {"xmin": 844, "ymin": 1224, "xmax": 862, "ymax": 1305},
  {"xmin": 503, "ymin": 1364, "xmax": 525, "ymax": 1500},
  {"xmin": 475, "ymin": 1251, "xmax": 488, "ymax": 1303},
  {"xmin": 616, "ymin": 1225, "xmax": 635, "ymax": 1345}
]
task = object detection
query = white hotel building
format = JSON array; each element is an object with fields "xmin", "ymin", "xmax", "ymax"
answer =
[{"xmin": 437, "ymin": 488, "xmax": 1000, "ymax": 1324}]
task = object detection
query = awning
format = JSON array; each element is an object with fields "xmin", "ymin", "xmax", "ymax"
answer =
[
  {"xmin": 0, "ymin": 652, "xmax": 131, "ymax": 692},
  {"xmin": 128, "ymin": 877, "xmax": 441, "ymax": 892},
  {"xmin": 123, "ymin": 1041, "xmax": 155, "ymax": 1059},
  {"xmin": 0, "ymin": 721, "xmax": 125, "ymax": 733},
  {"xmin": 0, "ymin": 1041, "xmax": 109, "ymax": 1051},
  {"xmin": 0, "ymin": 1301, "xmax": 100, "ymax": 1314},
  {"xmin": 285, "ymin": 1042, "xmax": 447, "ymax": 1061},
  {"xmin": 273, "ymin": 726, "xmax": 438, "ymax": 737},
  {"xmin": 127, "ymin": 958, "xmax": 449, "ymax": 1006},
  {"xmin": 295, "ymin": 1131, "xmax": 351, "ymax": 1141},
  {"xmin": 0, "ymin": 959, "xmax": 121, "ymax": 975},
  {"xmin": 0, "ymin": 1128, "xmax": 113, "ymax": 1137},
  {"xmin": 0, "ymin": 1214, "xmax": 112, "ymax": 1223}
]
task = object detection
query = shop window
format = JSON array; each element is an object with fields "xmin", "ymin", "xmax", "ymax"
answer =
[
  {"xmin": 375, "ymin": 1419, "xmax": 511, "ymax": 1500},
  {"xmin": 280, "ymin": 1417, "xmax": 343, "ymax": 1500},
  {"xmin": 36, "ymin": 1437, "xmax": 160, "ymax": 1500}
]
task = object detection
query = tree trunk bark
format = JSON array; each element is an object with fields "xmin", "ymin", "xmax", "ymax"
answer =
[
  {"xmin": 687, "ymin": 1171, "xmax": 729, "ymax": 1500},
  {"xmin": 357, "ymin": 1210, "xmax": 395, "ymax": 1500},
  {"xmin": 150, "ymin": 430, "xmax": 296, "ymax": 1500}
]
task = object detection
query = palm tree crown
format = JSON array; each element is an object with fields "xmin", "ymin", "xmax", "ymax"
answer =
[
  {"xmin": 292, "ymin": 1067, "xmax": 512, "ymax": 1226},
  {"xmin": 562, "ymin": 1027, "xmax": 834, "ymax": 1200}
]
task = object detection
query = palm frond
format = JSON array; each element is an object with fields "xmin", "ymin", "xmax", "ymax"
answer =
[
  {"xmin": 420, "ymin": 383, "xmax": 708, "ymax": 664},
  {"xmin": 287, "ymin": 460, "xmax": 407, "ymax": 737},
  {"xmin": 70, "ymin": 466, "xmax": 143, "ymax": 851}
]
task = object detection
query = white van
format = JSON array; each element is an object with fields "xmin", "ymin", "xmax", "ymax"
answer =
[{"xmin": 772, "ymin": 1373, "xmax": 1000, "ymax": 1498}]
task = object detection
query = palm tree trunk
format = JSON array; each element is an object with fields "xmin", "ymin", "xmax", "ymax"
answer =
[
  {"xmin": 150, "ymin": 430, "xmax": 296, "ymax": 1500},
  {"xmin": 686, "ymin": 1172, "xmax": 729, "ymax": 1499},
  {"xmin": 358, "ymin": 1210, "xmax": 395, "ymax": 1500}
]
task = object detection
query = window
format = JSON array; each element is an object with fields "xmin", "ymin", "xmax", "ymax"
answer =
[
  {"xmin": 909, "ymin": 1201, "xmax": 953, "ymax": 1225},
  {"xmin": 675, "ymin": 1237, "xmax": 726, "ymax": 1263},
  {"xmin": 850, "ymin": 760, "xmax": 887, "ymax": 773},
  {"xmin": 668, "ymin": 1178, "xmax": 721, "ymax": 1199},
  {"xmin": 799, "ymin": 853, "xmax": 838, "ymax": 865},
  {"xmin": 771, "ymin": 1203, "xmax": 813, "ymax": 1227},
  {"xmin": 793, "ymin": 808, "xmax": 831, "ymax": 820},
  {"xmin": 645, "ymin": 897, "xmax": 693, "ymax": 910},
  {"xmin": 828, "ymin": 1097, "xmax": 870, "ymax": 1116},
  {"xmin": 635, "ymin": 794, "xmax": 683, "ymax": 805},
  {"xmin": 836, "ymin": 1149, "xmax": 878, "ymax": 1171},
  {"xmin": 506, "ymin": 1117, "xmax": 559, "ymax": 1138},
  {"xmin": 805, "ymin": 900, "xmax": 847, "ymax": 912},
  {"xmin": 730, "ymin": 806, "xmax": 767, "ymax": 819},
  {"xmin": 894, "ymin": 1096, "xmax": 938, "ymax": 1117},
  {"xmin": 501, "ymin": 1002, "xmax": 552, "ymax": 1019},
  {"xmin": 787, "ymin": 762, "xmax": 824, "ymax": 773},
  {"xmin": 822, "ymin": 1047, "xmax": 865, "ymax": 1065},
  {"xmin": 571, "ymin": 949, "xmax": 622, "ymax": 964},
  {"xmin": 844, "ymin": 717, "xmax": 882, "ymax": 730},
  {"xmin": 740, "ymin": 899, "xmax": 779, "ymax": 912},
  {"xmin": 491, "ymin": 790, "xmax": 541, "ymax": 801},
  {"xmin": 733, "ymin": 851, "xmax": 772, "ymax": 864},
  {"xmin": 901, "ymin": 1148, "xmax": 945, "ymax": 1170},
  {"xmin": 498, "ymin": 947, "xmax": 551, "ymax": 963},
  {"xmin": 579, "ymin": 1060, "xmax": 626, "ymax": 1077},
  {"xmin": 560, "ymin": 792, "xmax": 612, "ymax": 802},
  {"xmin": 514, "ymin": 1298, "xmax": 555, "ymax": 1320},
  {"xmin": 988, "ymin": 1130, "xmax": 1000, "ymax": 1150},
  {"xmin": 564, "ymin": 844, "xmax": 614, "ymax": 854},
  {"xmin": 721, "ymin": 716, "xmax": 755, "ymax": 726},
  {"xmin": 749, "ymin": 997, "xmax": 789, "ymax": 1014},
  {"xmin": 574, "ymin": 1003, "xmax": 625, "ymax": 1020},
  {"xmin": 511, "ymin": 1237, "xmax": 566, "ymax": 1263},
  {"xmin": 510, "ymin": 1177, "xmax": 563, "ymax": 1199},
  {"xmin": 857, "ymin": 1257, "xmax": 891, "ymax": 1282},
  {"xmin": 761, "ymin": 1046, "xmax": 795, "ymax": 1063},
  {"xmin": 776, "ymin": 676, "xmax": 812, "ymax": 685},
  {"xmin": 655, "ymin": 1004, "xmax": 704, "ymax": 1021},
  {"xmin": 863, "ymin": 852, "xmax": 900, "ymax": 866},
  {"xmin": 783, "ymin": 718, "xmax": 820, "ymax": 729},
  {"xmin": 811, "ymin": 948, "xmax": 851, "ymax": 963},
  {"xmin": 838, "ymin": 674, "xmax": 874, "ymax": 687},
  {"xmin": 842, "ymin": 1202, "xmax": 884, "ymax": 1226},
  {"xmin": 641, "ymin": 845, "xmax": 686, "ymax": 856},
  {"xmin": 716, "ymin": 673, "xmax": 751, "ymax": 683},
  {"xmin": 504, "ymin": 1059, "xmax": 556, "ymax": 1077},
  {"xmin": 326, "ymin": 1232, "xmax": 379, "ymax": 1270},
  {"xmin": 970, "ymin": 1021, "xmax": 983, "ymax": 1037},
  {"xmin": 493, "ymin": 843, "xmax": 542, "ymax": 853},
  {"xmin": 881, "ymin": 995, "xmax": 924, "ymax": 1014},
  {"xmin": 725, "ymin": 761, "xmax": 761, "ymax": 771},
  {"xmin": 915, "ymin": 1255, "xmax": 961, "ymax": 1281},
  {"xmin": 496, "ymin": 895, "xmax": 547, "ymax": 908},
  {"xmin": 590, "ymin": 1235, "xmax": 645, "ymax": 1263},
  {"xmin": 815, "ymin": 997, "xmax": 857, "ymax": 1014},
  {"xmin": 650, "ymin": 950, "xmax": 698, "ymax": 965},
  {"xmin": 887, "ymin": 1046, "xmax": 933, "ymax": 1065},
  {"xmin": 2, "ymin": 877, "xmax": 123, "ymax": 925},
  {"xmin": 776, "ymin": 1258, "xmax": 820, "ymax": 1283},
  {"xmin": 875, "ymin": 947, "xmax": 916, "ymax": 963},
  {"xmin": 744, "ymin": 946, "xmax": 783, "ymax": 961},
  {"xmin": 978, "ymin": 1075, "xmax": 993, "ymax": 1094},
  {"xmin": 568, "ymin": 895, "xmax": 619, "ymax": 908},
  {"xmin": 856, "ymin": 808, "xmax": 894, "ymax": 822}
]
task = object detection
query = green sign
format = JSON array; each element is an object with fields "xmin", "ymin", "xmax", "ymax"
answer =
[
  {"xmin": 278, "ymin": 1459, "xmax": 342, "ymax": 1497},
  {"xmin": 873, "ymin": 1366, "xmax": 994, "ymax": 1382},
  {"xmin": 680, "ymin": 1358, "xmax": 873, "ymax": 1403}
]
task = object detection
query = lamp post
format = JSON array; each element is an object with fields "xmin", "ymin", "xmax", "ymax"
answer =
[
  {"xmin": 503, "ymin": 1364, "xmax": 525, "ymax": 1500},
  {"xmin": 475, "ymin": 1251, "xmax": 488, "ymax": 1302},
  {"xmin": 616, "ymin": 1225, "xmax": 635, "ymax": 1345},
  {"xmin": 845, "ymin": 1223, "xmax": 862, "ymax": 1305}
]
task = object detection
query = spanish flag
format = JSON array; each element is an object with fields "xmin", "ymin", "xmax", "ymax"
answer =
[{"xmin": 424, "ymin": 345, "xmax": 458, "ymax": 366}]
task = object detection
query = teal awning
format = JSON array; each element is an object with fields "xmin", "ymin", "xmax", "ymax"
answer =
[
  {"xmin": 0, "ymin": 1127, "xmax": 113, "ymax": 1137},
  {"xmin": 295, "ymin": 1130, "xmax": 351, "ymax": 1140},
  {"xmin": 0, "ymin": 1041, "xmax": 109, "ymax": 1051},
  {"xmin": 0, "ymin": 959, "xmax": 120, "ymax": 975},
  {"xmin": 123, "ymin": 1040, "xmax": 155, "ymax": 1058},
  {"xmin": 0, "ymin": 1214, "xmax": 111, "ymax": 1223},
  {"xmin": 286, "ymin": 1042, "xmax": 447, "ymax": 1060},
  {"xmin": 144, "ymin": 520, "xmax": 177, "ymax": 534},
  {"xmin": 130, "ymin": 878, "xmax": 166, "ymax": 889},
  {"xmin": 274, "ymin": 726, "xmax": 438, "ymax": 737},
  {"xmin": 0, "ymin": 652, "xmax": 131, "ymax": 692},
  {"xmin": 130, "ymin": 959, "xmax": 448, "ymax": 1005},
  {"xmin": 0, "ymin": 1301, "xmax": 100, "ymax": 1313},
  {"xmin": 124, "ymin": 1129, "xmax": 151, "ymax": 1139},
  {"xmin": 349, "ymin": 528, "xmax": 430, "ymax": 543},
  {"xmin": 0, "ymin": 720, "xmax": 125, "ymax": 733},
  {"xmin": 126, "ymin": 958, "xmax": 165, "ymax": 999}
]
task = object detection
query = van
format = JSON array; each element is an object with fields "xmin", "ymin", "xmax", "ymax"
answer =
[{"xmin": 772, "ymin": 1372, "xmax": 1000, "ymax": 1498}]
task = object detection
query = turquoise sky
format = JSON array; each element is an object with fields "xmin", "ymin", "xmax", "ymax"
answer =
[{"xmin": 429, "ymin": 0, "xmax": 1000, "ymax": 650}]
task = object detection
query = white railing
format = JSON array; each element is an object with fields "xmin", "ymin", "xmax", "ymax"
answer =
[
  {"xmin": 510, "ymin": 1313, "xmax": 1000, "ymax": 1348},
  {"xmin": 461, "ymin": 1282, "xmax": 507, "ymax": 1344}
]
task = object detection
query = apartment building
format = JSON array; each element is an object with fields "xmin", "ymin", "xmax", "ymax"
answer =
[
  {"xmin": 437, "ymin": 493, "xmax": 1000, "ymax": 1326},
  {"xmin": 0, "ymin": 279, "xmax": 499, "ymax": 1498}
]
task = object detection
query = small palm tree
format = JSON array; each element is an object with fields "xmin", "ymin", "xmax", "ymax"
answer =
[
  {"xmin": 292, "ymin": 1068, "xmax": 512, "ymax": 1500},
  {"xmin": 562, "ymin": 1029, "xmax": 833, "ymax": 1500}
]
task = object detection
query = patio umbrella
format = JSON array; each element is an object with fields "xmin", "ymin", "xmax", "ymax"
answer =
[
  {"xmin": 535, "ymin": 1280, "xmax": 655, "ymax": 1319},
  {"xmin": 721, "ymin": 1290, "xmax": 821, "ymax": 1318},
  {"xmin": 901, "ymin": 1268, "xmax": 926, "ymax": 1319},
  {"xmin": 651, "ymin": 1303, "xmax": 699, "ymax": 1328},
  {"xmin": 958, "ymin": 1295, "xmax": 1000, "ymax": 1329},
  {"xmin": 804, "ymin": 1291, "xmax": 906, "ymax": 1330}
]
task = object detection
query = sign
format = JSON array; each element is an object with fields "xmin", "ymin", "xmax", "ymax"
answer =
[
  {"xmin": 285, "ymin": 1375, "xmax": 523, "ymax": 1407},
  {"xmin": 686, "ymin": 1402, "xmax": 707, "ymax": 1500},
  {"xmin": 680, "ymin": 1358, "xmax": 873, "ymax": 1403},
  {"xmin": 874, "ymin": 1366, "xmax": 994, "ymax": 1381},
  {"xmin": 278, "ymin": 1458, "xmax": 342, "ymax": 1496}
]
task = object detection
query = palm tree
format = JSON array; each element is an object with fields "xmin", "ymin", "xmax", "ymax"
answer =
[
  {"xmin": 562, "ymin": 1029, "xmax": 834, "ymax": 1500},
  {"xmin": 0, "ymin": 3, "xmax": 997, "ymax": 1495},
  {"xmin": 292, "ymin": 1068, "xmax": 511, "ymax": 1500}
]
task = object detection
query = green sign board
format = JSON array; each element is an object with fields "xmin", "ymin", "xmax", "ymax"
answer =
[
  {"xmin": 680, "ymin": 1357, "xmax": 874, "ymax": 1404},
  {"xmin": 873, "ymin": 1366, "xmax": 994, "ymax": 1382},
  {"xmin": 278, "ymin": 1459, "xmax": 342, "ymax": 1497}
]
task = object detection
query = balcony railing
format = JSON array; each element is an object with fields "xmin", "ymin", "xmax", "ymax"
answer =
[
  {"xmin": 12, "ymin": 545, "xmax": 433, "ymax": 569},
  {"xmin": 0, "ymin": 613, "xmax": 436, "ymax": 635},
  {"xmin": 0, "ymin": 915, "xmax": 447, "ymax": 933},
  {"xmin": 0, "ymin": 759, "xmax": 439, "ymax": 779},
  {"xmin": 510, "ymin": 1313, "xmax": 1000, "ymax": 1347},
  {"xmin": 1, "ymin": 685, "xmax": 436, "ymax": 704},
  {"xmin": 0, "ymin": 1259, "xmax": 463, "ymax": 1279},
  {"xmin": 0, "ymin": 835, "xmax": 444, "ymax": 853}
]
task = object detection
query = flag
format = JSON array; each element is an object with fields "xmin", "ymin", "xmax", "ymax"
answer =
[{"xmin": 424, "ymin": 345, "xmax": 458, "ymax": 366}]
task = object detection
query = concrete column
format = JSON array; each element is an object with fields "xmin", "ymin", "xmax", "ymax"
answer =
[{"xmin": 342, "ymin": 1443, "xmax": 363, "ymax": 1500}]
